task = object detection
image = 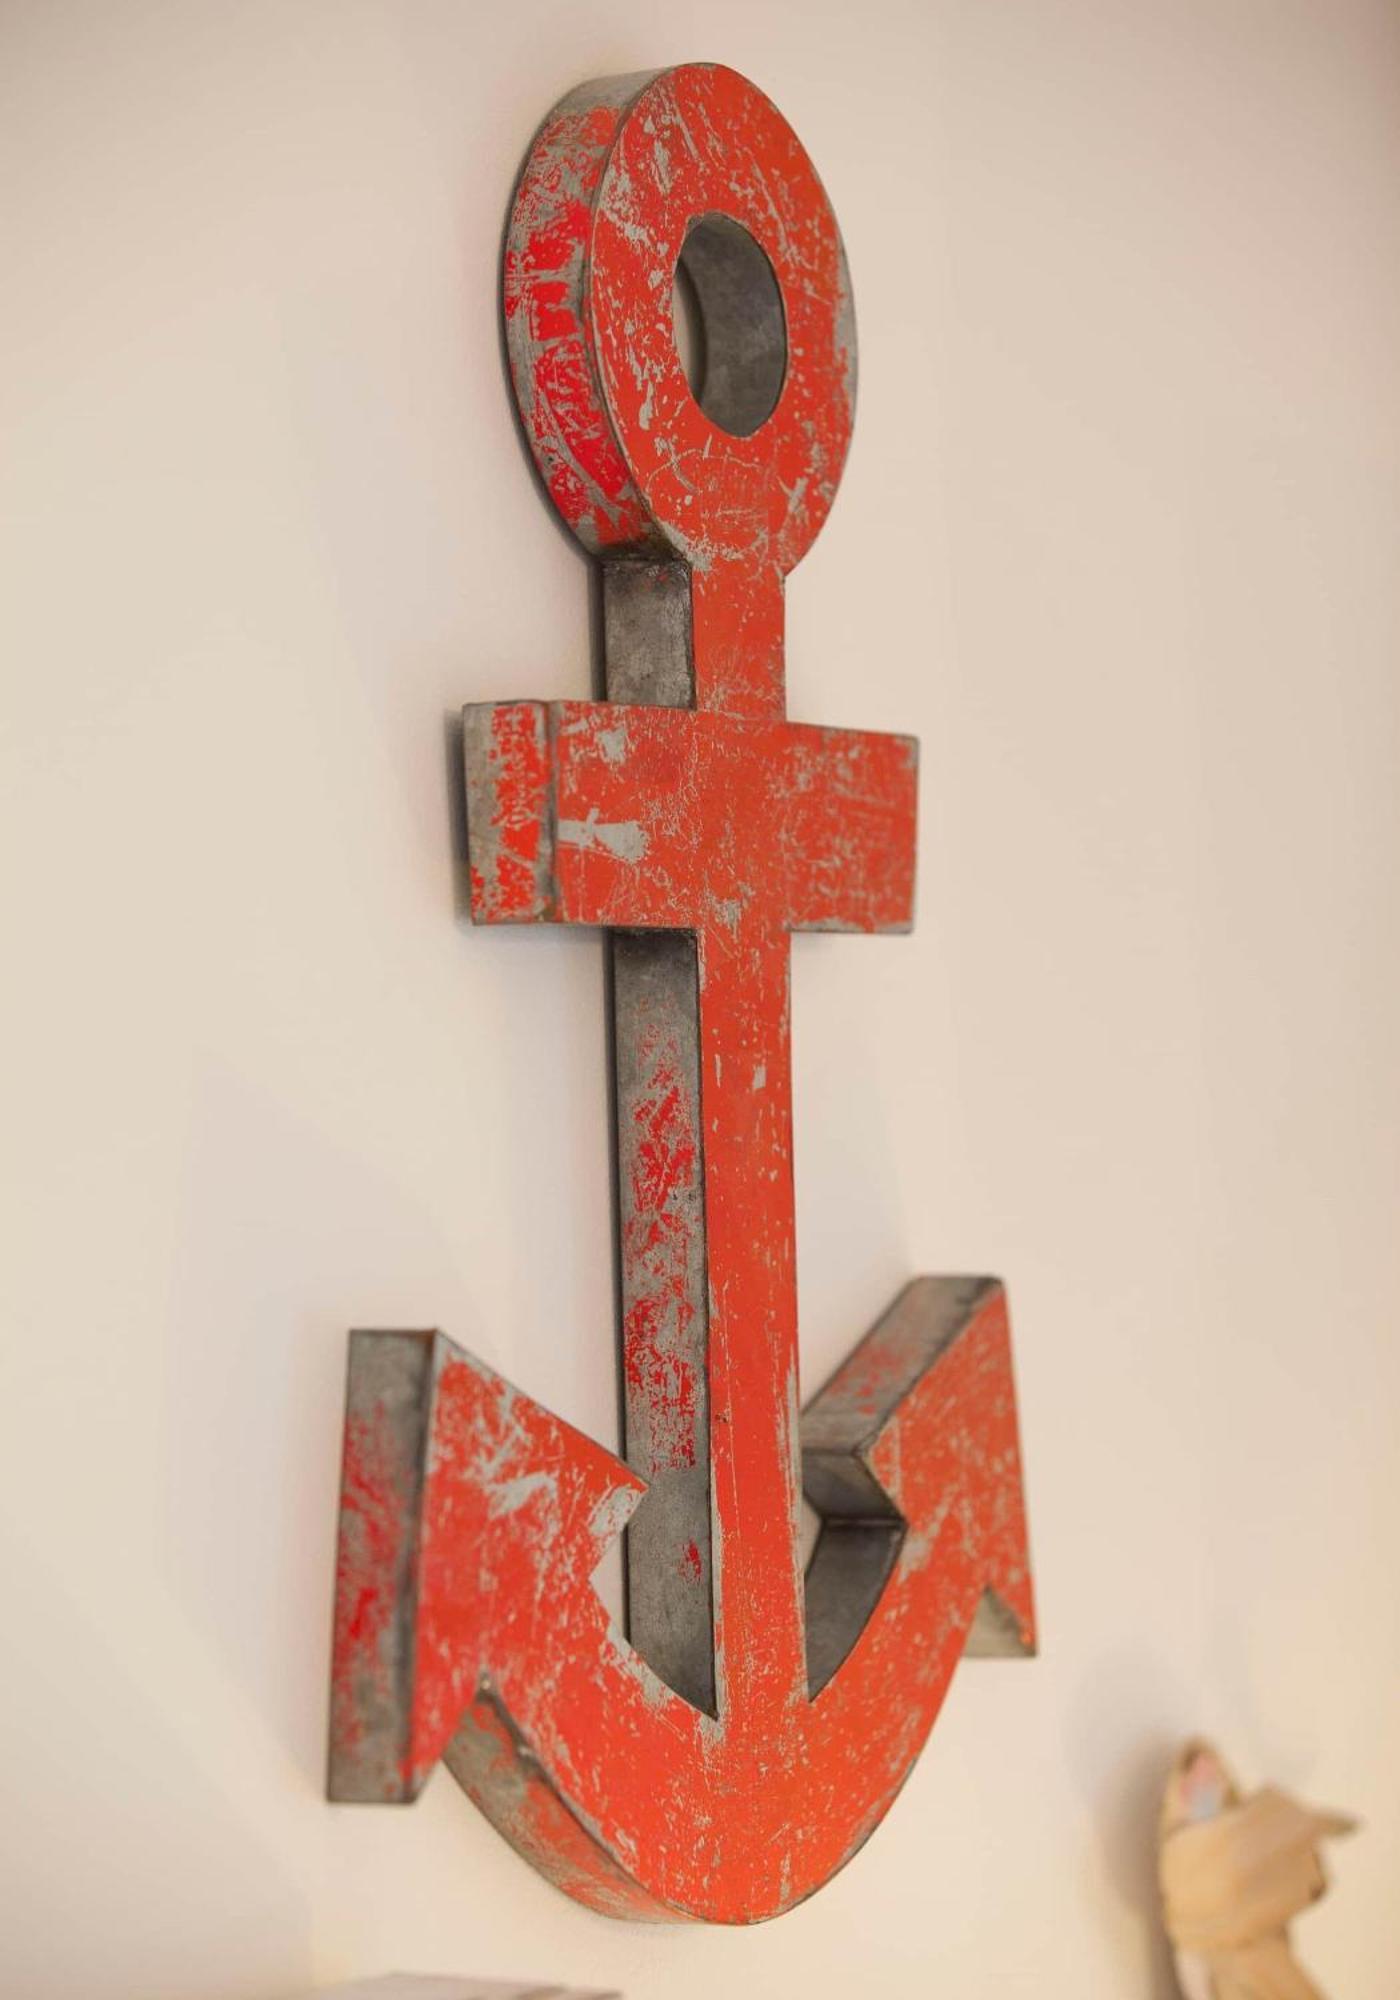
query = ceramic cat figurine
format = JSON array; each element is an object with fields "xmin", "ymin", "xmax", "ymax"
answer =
[{"xmin": 1158, "ymin": 1740, "xmax": 1355, "ymax": 2000}]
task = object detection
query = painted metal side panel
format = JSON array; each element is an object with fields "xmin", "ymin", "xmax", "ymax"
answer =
[{"xmin": 612, "ymin": 932, "xmax": 715, "ymax": 1714}]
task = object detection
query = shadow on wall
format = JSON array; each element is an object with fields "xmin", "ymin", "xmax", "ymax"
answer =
[{"xmin": 1067, "ymin": 1646, "xmax": 1189, "ymax": 2000}]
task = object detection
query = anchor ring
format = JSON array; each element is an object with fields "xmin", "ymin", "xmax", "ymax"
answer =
[{"xmin": 504, "ymin": 64, "xmax": 856, "ymax": 573}]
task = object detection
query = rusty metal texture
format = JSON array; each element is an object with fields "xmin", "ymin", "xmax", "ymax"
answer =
[{"xmin": 328, "ymin": 62, "xmax": 1035, "ymax": 1925}]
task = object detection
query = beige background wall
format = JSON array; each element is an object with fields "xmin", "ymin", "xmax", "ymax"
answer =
[{"xmin": 4, "ymin": 3, "xmax": 1398, "ymax": 1994}]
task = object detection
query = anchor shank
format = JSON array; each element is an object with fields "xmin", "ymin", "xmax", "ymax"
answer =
[
  {"xmin": 695, "ymin": 916, "xmax": 807, "ymax": 1725},
  {"xmin": 690, "ymin": 558, "xmax": 786, "ymax": 721},
  {"xmin": 604, "ymin": 561, "xmax": 806, "ymax": 1723},
  {"xmin": 611, "ymin": 930, "xmax": 716, "ymax": 1712},
  {"xmin": 605, "ymin": 561, "xmax": 715, "ymax": 1712}
]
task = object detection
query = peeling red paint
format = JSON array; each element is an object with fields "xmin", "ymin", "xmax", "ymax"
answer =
[
  {"xmin": 463, "ymin": 703, "xmax": 553, "ymax": 921},
  {"xmin": 502, "ymin": 92, "xmax": 652, "ymax": 551},
  {"xmin": 620, "ymin": 1027, "xmax": 704, "ymax": 1477},
  {"xmin": 330, "ymin": 1294, "xmax": 1032, "ymax": 1918},
  {"xmin": 330, "ymin": 1399, "xmax": 420, "ymax": 1788},
  {"xmin": 329, "ymin": 61, "xmax": 1035, "ymax": 1925},
  {"xmin": 465, "ymin": 702, "xmax": 918, "ymax": 935}
]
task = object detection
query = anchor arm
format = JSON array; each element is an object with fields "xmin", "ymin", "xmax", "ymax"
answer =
[
  {"xmin": 802, "ymin": 1276, "xmax": 1036, "ymax": 1710},
  {"xmin": 327, "ymin": 1328, "xmax": 647, "ymax": 1803}
]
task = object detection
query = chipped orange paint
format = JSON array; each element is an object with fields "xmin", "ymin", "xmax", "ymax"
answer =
[
  {"xmin": 328, "ymin": 62, "xmax": 1035, "ymax": 1923},
  {"xmin": 622, "ymin": 1035, "xmax": 702, "ymax": 1474}
]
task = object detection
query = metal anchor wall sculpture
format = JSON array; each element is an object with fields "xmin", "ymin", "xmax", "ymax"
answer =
[{"xmin": 328, "ymin": 62, "xmax": 1035, "ymax": 1924}]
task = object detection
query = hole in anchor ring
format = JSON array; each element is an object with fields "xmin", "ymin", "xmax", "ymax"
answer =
[{"xmin": 671, "ymin": 213, "xmax": 787, "ymax": 439}]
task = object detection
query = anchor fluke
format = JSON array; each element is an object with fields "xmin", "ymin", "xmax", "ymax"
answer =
[
  {"xmin": 802, "ymin": 1277, "xmax": 1036, "ymax": 1698},
  {"xmin": 328, "ymin": 1329, "xmax": 644, "ymax": 1805}
]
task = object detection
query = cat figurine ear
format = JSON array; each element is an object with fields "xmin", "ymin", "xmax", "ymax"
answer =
[{"xmin": 1158, "ymin": 1739, "xmax": 1357, "ymax": 2000}]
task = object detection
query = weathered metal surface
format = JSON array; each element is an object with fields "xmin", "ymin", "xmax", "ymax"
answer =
[{"xmin": 329, "ymin": 61, "xmax": 1035, "ymax": 1924}]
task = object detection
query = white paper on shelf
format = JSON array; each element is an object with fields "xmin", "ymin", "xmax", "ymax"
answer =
[{"xmin": 304, "ymin": 1978, "xmax": 620, "ymax": 2000}]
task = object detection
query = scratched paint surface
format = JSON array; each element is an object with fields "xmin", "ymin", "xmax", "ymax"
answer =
[
  {"xmin": 329, "ymin": 62, "xmax": 1035, "ymax": 1924},
  {"xmin": 611, "ymin": 931, "xmax": 715, "ymax": 1711},
  {"xmin": 462, "ymin": 702, "xmax": 917, "ymax": 933}
]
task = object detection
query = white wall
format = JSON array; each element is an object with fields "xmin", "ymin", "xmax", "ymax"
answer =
[{"xmin": 4, "ymin": 3, "xmax": 1398, "ymax": 1995}]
